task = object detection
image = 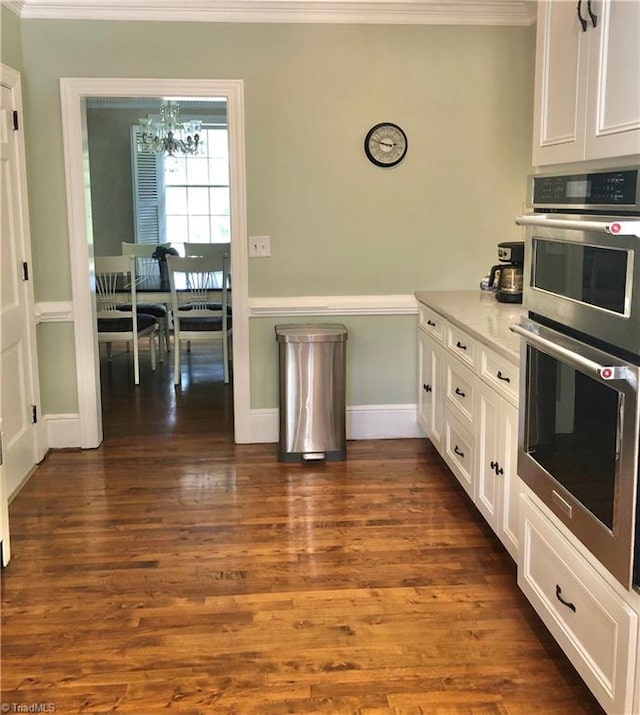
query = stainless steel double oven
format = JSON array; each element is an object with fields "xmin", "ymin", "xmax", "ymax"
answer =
[{"xmin": 514, "ymin": 167, "xmax": 640, "ymax": 590}]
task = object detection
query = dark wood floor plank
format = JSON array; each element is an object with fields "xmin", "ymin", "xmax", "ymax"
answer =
[{"xmin": 1, "ymin": 345, "xmax": 604, "ymax": 714}]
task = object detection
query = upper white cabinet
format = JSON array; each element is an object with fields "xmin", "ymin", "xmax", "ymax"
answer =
[{"xmin": 532, "ymin": 0, "xmax": 640, "ymax": 166}]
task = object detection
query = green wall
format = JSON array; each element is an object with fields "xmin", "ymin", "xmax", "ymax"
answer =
[
  {"xmin": 15, "ymin": 17, "xmax": 535, "ymax": 416},
  {"xmin": 252, "ymin": 315, "xmax": 418, "ymax": 408},
  {"xmin": 86, "ymin": 108, "xmax": 139, "ymax": 256},
  {"xmin": 0, "ymin": 5, "xmax": 22, "ymax": 70}
]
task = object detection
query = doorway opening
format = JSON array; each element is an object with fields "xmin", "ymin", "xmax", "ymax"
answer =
[
  {"xmin": 60, "ymin": 78, "xmax": 250, "ymax": 448},
  {"xmin": 85, "ymin": 96, "xmax": 235, "ymax": 441}
]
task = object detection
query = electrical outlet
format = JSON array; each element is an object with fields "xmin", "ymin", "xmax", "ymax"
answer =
[{"xmin": 249, "ymin": 235, "xmax": 271, "ymax": 258}]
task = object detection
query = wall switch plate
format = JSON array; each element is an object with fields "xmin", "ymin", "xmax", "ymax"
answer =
[{"xmin": 249, "ymin": 235, "xmax": 271, "ymax": 257}]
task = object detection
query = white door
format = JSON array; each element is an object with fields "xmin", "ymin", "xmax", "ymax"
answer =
[{"xmin": 0, "ymin": 66, "xmax": 40, "ymax": 543}]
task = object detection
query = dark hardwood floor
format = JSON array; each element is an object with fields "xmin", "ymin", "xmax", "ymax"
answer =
[{"xmin": 1, "ymin": 343, "xmax": 605, "ymax": 714}]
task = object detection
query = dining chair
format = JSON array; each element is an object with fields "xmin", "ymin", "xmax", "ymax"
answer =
[
  {"xmin": 183, "ymin": 242, "xmax": 231, "ymax": 290},
  {"xmin": 120, "ymin": 242, "xmax": 171, "ymax": 353},
  {"xmin": 166, "ymin": 254, "xmax": 232, "ymax": 386},
  {"xmin": 95, "ymin": 255, "xmax": 159, "ymax": 386}
]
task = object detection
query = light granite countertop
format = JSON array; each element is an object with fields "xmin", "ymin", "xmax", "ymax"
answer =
[{"xmin": 415, "ymin": 290, "xmax": 527, "ymax": 364}]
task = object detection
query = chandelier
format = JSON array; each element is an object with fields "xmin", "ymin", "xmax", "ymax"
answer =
[{"xmin": 137, "ymin": 101, "xmax": 202, "ymax": 157}]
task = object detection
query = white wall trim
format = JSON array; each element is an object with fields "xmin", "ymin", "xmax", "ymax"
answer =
[
  {"xmin": 35, "ymin": 301, "xmax": 74, "ymax": 323},
  {"xmin": 248, "ymin": 403, "xmax": 422, "ymax": 443},
  {"xmin": 348, "ymin": 404, "xmax": 422, "ymax": 439},
  {"xmin": 249, "ymin": 294, "xmax": 418, "ymax": 317},
  {"xmin": 43, "ymin": 413, "xmax": 82, "ymax": 449},
  {"xmin": 16, "ymin": 0, "xmax": 537, "ymax": 25}
]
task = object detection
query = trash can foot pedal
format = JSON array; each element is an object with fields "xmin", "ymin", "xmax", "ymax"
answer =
[{"xmin": 302, "ymin": 452, "xmax": 326, "ymax": 461}]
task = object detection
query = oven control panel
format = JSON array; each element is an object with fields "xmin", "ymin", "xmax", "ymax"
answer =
[{"xmin": 532, "ymin": 168, "xmax": 639, "ymax": 211}]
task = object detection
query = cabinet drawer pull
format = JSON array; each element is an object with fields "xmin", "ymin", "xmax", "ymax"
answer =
[
  {"xmin": 587, "ymin": 0, "xmax": 597, "ymax": 27},
  {"xmin": 454, "ymin": 445, "xmax": 465, "ymax": 458},
  {"xmin": 427, "ymin": 319, "xmax": 436, "ymax": 327},
  {"xmin": 423, "ymin": 383, "xmax": 432, "ymax": 393},
  {"xmin": 555, "ymin": 584, "xmax": 577, "ymax": 613},
  {"xmin": 455, "ymin": 341, "xmax": 467, "ymax": 351},
  {"xmin": 454, "ymin": 387, "xmax": 466, "ymax": 397},
  {"xmin": 496, "ymin": 370, "xmax": 510, "ymax": 383}
]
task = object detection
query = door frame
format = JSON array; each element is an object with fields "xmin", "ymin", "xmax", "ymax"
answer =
[{"xmin": 59, "ymin": 78, "xmax": 250, "ymax": 446}]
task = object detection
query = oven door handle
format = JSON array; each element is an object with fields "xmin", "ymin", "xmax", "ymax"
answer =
[
  {"xmin": 510, "ymin": 323, "xmax": 629, "ymax": 382},
  {"xmin": 516, "ymin": 215, "xmax": 640, "ymax": 238}
]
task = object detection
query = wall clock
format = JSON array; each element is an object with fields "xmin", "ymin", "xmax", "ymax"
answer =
[{"xmin": 364, "ymin": 122, "xmax": 408, "ymax": 167}]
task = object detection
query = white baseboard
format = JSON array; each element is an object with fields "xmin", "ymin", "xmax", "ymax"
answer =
[
  {"xmin": 347, "ymin": 404, "xmax": 422, "ymax": 440},
  {"xmin": 248, "ymin": 404, "xmax": 421, "ymax": 443},
  {"xmin": 43, "ymin": 405, "xmax": 421, "ymax": 449},
  {"xmin": 44, "ymin": 413, "xmax": 82, "ymax": 449}
]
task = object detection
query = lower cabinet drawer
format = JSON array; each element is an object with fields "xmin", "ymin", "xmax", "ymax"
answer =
[
  {"xmin": 519, "ymin": 495, "xmax": 638, "ymax": 715},
  {"xmin": 443, "ymin": 410, "xmax": 475, "ymax": 500},
  {"xmin": 445, "ymin": 359, "xmax": 475, "ymax": 426}
]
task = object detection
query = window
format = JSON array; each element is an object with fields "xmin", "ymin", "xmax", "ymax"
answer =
[
  {"xmin": 164, "ymin": 127, "xmax": 230, "ymax": 256},
  {"xmin": 131, "ymin": 125, "xmax": 230, "ymax": 255}
]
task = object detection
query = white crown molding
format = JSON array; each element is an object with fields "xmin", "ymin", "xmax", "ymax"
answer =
[{"xmin": 13, "ymin": 0, "xmax": 537, "ymax": 25}]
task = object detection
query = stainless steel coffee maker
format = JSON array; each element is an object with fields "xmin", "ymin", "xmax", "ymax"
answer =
[{"xmin": 488, "ymin": 241, "xmax": 524, "ymax": 303}]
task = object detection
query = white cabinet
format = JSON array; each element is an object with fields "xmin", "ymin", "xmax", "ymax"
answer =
[
  {"xmin": 476, "ymin": 383, "xmax": 520, "ymax": 561},
  {"xmin": 417, "ymin": 326, "xmax": 444, "ymax": 454},
  {"xmin": 532, "ymin": 0, "xmax": 640, "ymax": 166},
  {"xmin": 520, "ymin": 493, "xmax": 638, "ymax": 714},
  {"xmin": 443, "ymin": 405, "xmax": 476, "ymax": 499},
  {"xmin": 416, "ymin": 304, "xmax": 520, "ymax": 558},
  {"xmin": 442, "ymin": 350, "xmax": 478, "ymax": 500}
]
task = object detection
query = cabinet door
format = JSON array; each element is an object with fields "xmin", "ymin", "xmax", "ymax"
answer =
[
  {"xmin": 476, "ymin": 385, "xmax": 519, "ymax": 560},
  {"xmin": 477, "ymin": 386, "xmax": 501, "ymax": 534},
  {"xmin": 584, "ymin": 0, "xmax": 640, "ymax": 160},
  {"xmin": 498, "ymin": 402, "xmax": 520, "ymax": 560},
  {"xmin": 532, "ymin": 0, "xmax": 588, "ymax": 166},
  {"xmin": 417, "ymin": 327, "xmax": 444, "ymax": 453}
]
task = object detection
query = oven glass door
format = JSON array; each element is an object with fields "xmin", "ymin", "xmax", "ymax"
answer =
[
  {"xmin": 531, "ymin": 238, "xmax": 631, "ymax": 315},
  {"xmin": 526, "ymin": 346, "xmax": 620, "ymax": 529}
]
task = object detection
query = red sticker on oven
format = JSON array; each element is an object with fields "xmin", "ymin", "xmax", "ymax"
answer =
[
  {"xmin": 600, "ymin": 367, "xmax": 613, "ymax": 379},
  {"xmin": 609, "ymin": 222, "xmax": 622, "ymax": 234}
]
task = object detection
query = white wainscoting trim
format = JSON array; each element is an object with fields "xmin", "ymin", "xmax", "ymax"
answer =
[
  {"xmin": 35, "ymin": 301, "xmax": 74, "ymax": 323},
  {"xmin": 249, "ymin": 404, "xmax": 421, "ymax": 443},
  {"xmin": 249, "ymin": 294, "xmax": 418, "ymax": 317},
  {"xmin": 44, "ymin": 413, "xmax": 82, "ymax": 449}
]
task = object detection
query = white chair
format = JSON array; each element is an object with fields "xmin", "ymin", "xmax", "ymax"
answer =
[
  {"xmin": 95, "ymin": 255, "xmax": 159, "ymax": 385},
  {"xmin": 120, "ymin": 242, "xmax": 171, "ymax": 353},
  {"xmin": 183, "ymin": 242, "xmax": 231, "ymax": 290},
  {"xmin": 166, "ymin": 254, "xmax": 232, "ymax": 386}
]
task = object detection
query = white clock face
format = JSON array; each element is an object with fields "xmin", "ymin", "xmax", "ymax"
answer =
[{"xmin": 365, "ymin": 123, "xmax": 408, "ymax": 167}]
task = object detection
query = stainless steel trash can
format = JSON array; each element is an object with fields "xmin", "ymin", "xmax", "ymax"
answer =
[{"xmin": 275, "ymin": 323, "xmax": 348, "ymax": 462}]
